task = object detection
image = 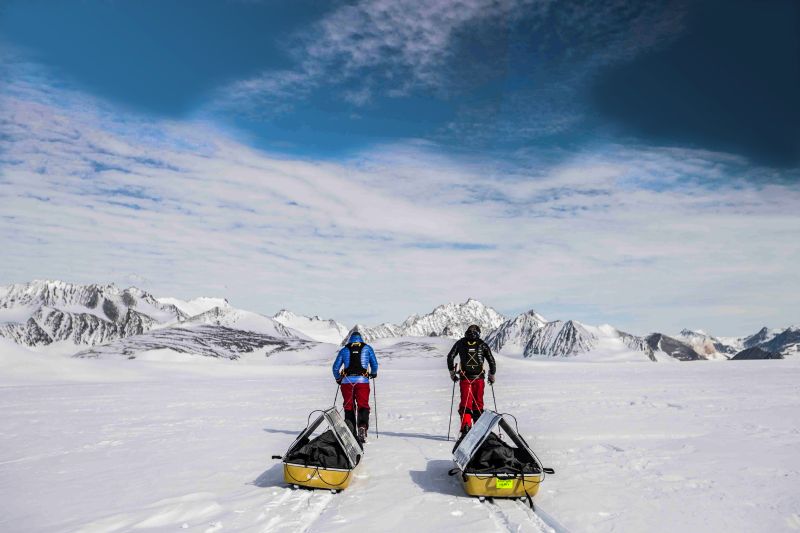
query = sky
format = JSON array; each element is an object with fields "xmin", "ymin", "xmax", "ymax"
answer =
[{"xmin": 0, "ymin": 0, "xmax": 798, "ymax": 336}]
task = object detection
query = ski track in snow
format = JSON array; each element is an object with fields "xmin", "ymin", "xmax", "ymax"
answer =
[{"xmin": 1, "ymin": 345, "xmax": 800, "ymax": 532}]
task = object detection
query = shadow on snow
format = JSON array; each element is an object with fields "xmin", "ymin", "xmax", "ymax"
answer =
[{"xmin": 409, "ymin": 459, "xmax": 462, "ymax": 496}]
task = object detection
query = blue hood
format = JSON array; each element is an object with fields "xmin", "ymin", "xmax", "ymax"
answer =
[{"xmin": 348, "ymin": 332, "xmax": 364, "ymax": 344}]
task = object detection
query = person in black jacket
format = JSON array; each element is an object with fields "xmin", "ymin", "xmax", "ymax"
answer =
[{"xmin": 446, "ymin": 324, "xmax": 496, "ymax": 435}]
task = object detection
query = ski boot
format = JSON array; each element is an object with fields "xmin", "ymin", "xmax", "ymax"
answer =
[{"xmin": 357, "ymin": 426, "xmax": 368, "ymax": 444}]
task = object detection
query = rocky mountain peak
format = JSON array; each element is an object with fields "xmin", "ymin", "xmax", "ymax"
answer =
[
  {"xmin": 486, "ymin": 309, "xmax": 548, "ymax": 354},
  {"xmin": 399, "ymin": 298, "xmax": 505, "ymax": 338},
  {"xmin": 523, "ymin": 319, "xmax": 596, "ymax": 357}
]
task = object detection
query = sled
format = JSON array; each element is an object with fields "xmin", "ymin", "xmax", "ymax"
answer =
[
  {"xmin": 451, "ymin": 410, "xmax": 553, "ymax": 502},
  {"xmin": 277, "ymin": 407, "xmax": 362, "ymax": 491}
]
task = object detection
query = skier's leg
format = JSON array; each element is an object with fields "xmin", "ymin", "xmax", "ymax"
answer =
[
  {"xmin": 341, "ymin": 383, "xmax": 357, "ymax": 430},
  {"xmin": 458, "ymin": 379, "xmax": 471, "ymax": 431},
  {"xmin": 460, "ymin": 378, "xmax": 477, "ymax": 432},
  {"xmin": 473, "ymin": 379, "xmax": 485, "ymax": 420},
  {"xmin": 356, "ymin": 383, "xmax": 370, "ymax": 430}
]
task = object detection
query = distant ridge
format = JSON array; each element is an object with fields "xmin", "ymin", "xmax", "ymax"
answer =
[{"xmin": 1, "ymin": 280, "xmax": 796, "ymax": 361}]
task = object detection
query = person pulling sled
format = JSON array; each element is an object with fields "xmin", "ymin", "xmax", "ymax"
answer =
[
  {"xmin": 447, "ymin": 324, "xmax": 496, "ymax": 437},
  {"xmin": 333, "ymin": 330, "xmax": 378, "ymax": 444}
]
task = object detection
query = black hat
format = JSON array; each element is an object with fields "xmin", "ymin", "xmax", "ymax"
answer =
[{"xmin": 465, "ymin": 324, "xmax": 481, "ymax": 339}]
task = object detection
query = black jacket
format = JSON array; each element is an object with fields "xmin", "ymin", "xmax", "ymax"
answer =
[{"xmin": 446, "ymin": 338, "xmax": 496, "ymax": 379}]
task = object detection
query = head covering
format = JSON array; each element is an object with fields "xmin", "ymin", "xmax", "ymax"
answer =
[
  {"xmin": 346, "ymin": 327, "xmax": 364, "ymax": 344},
  {"xmin": 465, "ymin": 324, "xmax": 481, "ymax": 340}
]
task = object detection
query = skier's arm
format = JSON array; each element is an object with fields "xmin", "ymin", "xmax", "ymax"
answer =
[
  {"xmin": 366, "ymin": 345, "xmax": 378, "ymax": 376},
  {"xmin": 332, "ymin": 347, "xmax": 346, "ymax": 380},
  {"xmin": 484, "ymin": 342, "xmax": 497, "ymax": 375},
  {"xmin": 446, "ymin": 341, "xmax": 459, "ymax": 372}
]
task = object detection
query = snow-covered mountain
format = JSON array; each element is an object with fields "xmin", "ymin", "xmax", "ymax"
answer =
[
  {"xmin": 156, "ymin": 296, "xmax": 231, "ymax": 317},
  {"xmin": 398, "ymin": 298, "xmax": 505, "ymax": 338},
  {"xmin": 485, "ymin": 309, "xmax": 548, "ymax": 354},
  {"xmin": 0, "ymin": 281, "xmax": 308, "ymax": 356},
  {"xmin": 0, "ymin": 280, "xmax": 187, "ymax": 348},
  {"xmin": 484, "ymin": 308, "xmax": 660, "ymax": 361},
  {"xmin": 524, "ymin": 320, "xmax": 597, "ymax": 357},
  {"xmin": 341, "ymin": 299, "xmax": 505, "ymax": 344},
  {"xmin": 757, "ymin": 326, "xmax": 800, "ymax": 357},
  {"xmin": 273, "ymin": 309, "xmax": 350, "ymax": 344},
  {"xmin": 676, "ymin": 329, "xmax": 736, "ymax": 360},
  {"xmin": 714, "ymin": 325, "xmax": 799, "ymax": 360},
  {"xmin": 74, "ymin": 324, "xmax": 314, "ymax": 360},
  {"xmin": 2, "ymin": 280, "xmax": 794, "ymax": 362},
  {"xmin": 645, "ymin": 333, "xmax": 703, "ymax": 361},
  {"xmin": 185, "ymin": 306, "xmax": 305, "ymax": 339},
  {"xmin": 343, "ymin": 323, "xmax": 403, "ymax": 344},
  {"xmin": 742, "ymin": 326, "xmax": 781, "ymax": 349}
]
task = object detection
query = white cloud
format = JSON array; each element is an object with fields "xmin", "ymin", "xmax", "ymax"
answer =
[{"xmin": 2, "ymin": 63, "xmax": 799, "ymax": 337}]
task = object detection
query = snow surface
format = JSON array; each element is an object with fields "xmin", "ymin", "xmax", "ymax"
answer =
[{"xmin": 1, "ymin": 339, "xmax": 799, "ymax": 532}]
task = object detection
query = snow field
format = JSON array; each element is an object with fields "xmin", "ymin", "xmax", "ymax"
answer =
[{"xmin": 1, "ymin": 345, "xmax": 799, "ymax": 532}]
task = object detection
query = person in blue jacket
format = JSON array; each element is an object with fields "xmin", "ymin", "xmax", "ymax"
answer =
[{"xmin": 332, "ymin": 330, "xmax": 378, "ymax": 443}]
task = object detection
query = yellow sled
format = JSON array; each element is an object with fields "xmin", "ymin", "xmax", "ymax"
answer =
[
  {"xmin": 451, "ymin": 410, "xmax": 553, "ymax": 503},
  {"xmin": 283, "ymin": 463, "xmax": 353, "ymax": 490},
  {"xmin": 277, "ymin": 407, "xmax": 362, "ymax": 492},
  {"xmin": 461, "ymin": 471, "xmax": 543, "ymax": 499}
]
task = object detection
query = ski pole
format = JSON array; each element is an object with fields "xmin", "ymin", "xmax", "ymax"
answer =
[
  {"xmin": 372, "ymin": 376, "xmax": 379, "ymax": 439},
  {"xmin": 447, "ymin": 375, "xmax": 456, "ymax": 441},
  {"xmin": 490, "ymin": 381, "xmax": 501, "ymax": 439},
  {"xmin": 352, "ymin": 382, "xmax": 358, "ymax": 432},
  {"xmin": 333, "ymin": 382, "xmax": 340, "ymax": 409}
]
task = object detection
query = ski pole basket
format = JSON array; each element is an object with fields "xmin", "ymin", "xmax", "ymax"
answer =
[
  {"xmin": 280, "ymin": 407, "xmax": 363, "ymax": 490},
  {"xmin": 451, "ymin": 410, "xmax": 552, "ymax": 502}
]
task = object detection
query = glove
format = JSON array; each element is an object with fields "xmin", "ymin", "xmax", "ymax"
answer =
[
  {"xmin": 450, "ymin": 371, "xmax": 459, "ymax": 382},
  {"xmin": 488, "ymin": 374, "xmax": 496, "ymax": 384},
  {"xmin": 369, "ymin": 373, "xmax": 377, "ymax": 379},
  {"xmin": 336, "ymin": 376, "xmax": 343, "ymax": 385}
]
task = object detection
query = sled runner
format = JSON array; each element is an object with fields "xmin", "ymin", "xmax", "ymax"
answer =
[
  {"xmin": 276, "ymin": 407, "xmax": 363, "ymax": 491},
  {"xmin": 451, "ymin": 410, "xmax": 554, "ymax": 505}
]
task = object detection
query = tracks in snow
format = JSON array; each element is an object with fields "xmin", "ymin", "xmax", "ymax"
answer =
[
  {"xmin": 484, "ymin": 498, "xmax": 570, "ymax": 533},
  {"xmin": 259, "ymin": 487, "xmax": 336, "ymax": 533}
]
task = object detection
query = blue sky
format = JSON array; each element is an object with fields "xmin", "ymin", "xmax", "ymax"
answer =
[{"xmin": 0, "ymin": 0, "xmax": 798, "ymax": 335}]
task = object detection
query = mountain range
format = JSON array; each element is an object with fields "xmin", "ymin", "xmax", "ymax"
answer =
[{"xmin": 0, "ymin": 280, "xmax": 797, "ymax": 362}]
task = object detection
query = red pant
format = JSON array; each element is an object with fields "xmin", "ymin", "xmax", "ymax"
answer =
[
  {"xmin": 341, "ymin": 383, "xmax": 370, "ymax": 411},
  {"xmin": 341, "ymin": 383, "xmax": 371, "ymax": 429},
  {"xmin": 458, "ymin": 377, "xmax": 485, "ymax": 428}
]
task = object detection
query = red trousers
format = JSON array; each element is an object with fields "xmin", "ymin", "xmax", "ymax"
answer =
[
  {"xmin": 458, "ymin": 377, "xmax": 485, "ymax": 429},
  {"xmin": 341, "ymin": 382, "xmax": 371, "ymax": 429},
  {"xmin": 341, "ymin": 383, "xmax": 370, "ymax": 411}
]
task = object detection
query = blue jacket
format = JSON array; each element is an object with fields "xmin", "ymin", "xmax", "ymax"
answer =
[{"xmin": 332, "ymin": 333, "xmax": 378, "ymax": 384}]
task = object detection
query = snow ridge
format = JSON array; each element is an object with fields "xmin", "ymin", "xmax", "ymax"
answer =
[
  {"xmin": 74, "ymin": 325, "xmax": 313, "ymax": 360},
  {"xmin": 273, "ymin": 309, "xmax": 350, "ymax": 344}
]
